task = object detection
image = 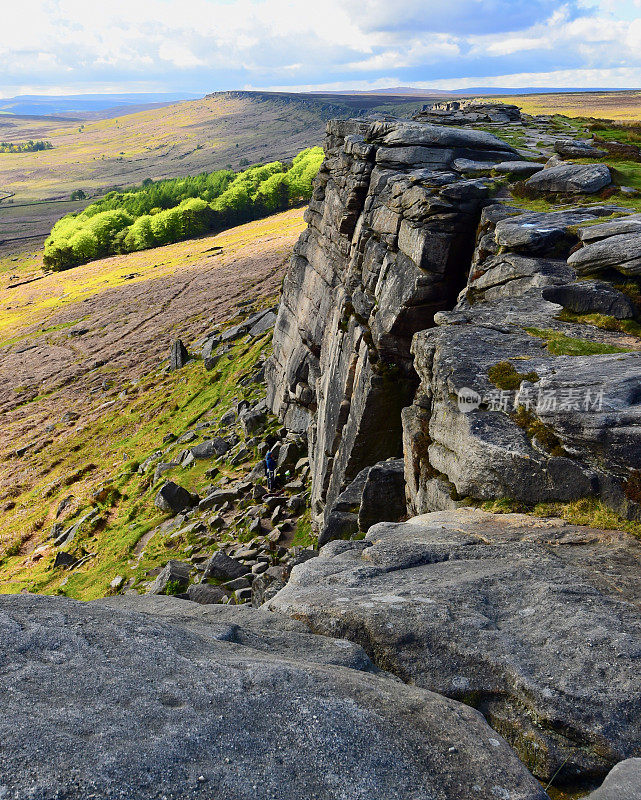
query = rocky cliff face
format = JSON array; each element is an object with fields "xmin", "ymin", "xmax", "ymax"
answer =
[
  {"xmin": 267, "ymin": 117, "xmax": 520, "ymax": 532},
  {"xmin": 404, "ymin": 202, "xmax": 641, "ymax": 517},
  {"xmin": 268, "ymin": 110, "xmax": 641, "ymax": 535}
]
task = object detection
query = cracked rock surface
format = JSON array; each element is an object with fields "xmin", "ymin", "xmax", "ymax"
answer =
[
  {"xmin": 0, "ymin": 593, "xmax": 548, "ymax": 800},
  {"xmin": 269, "ymin": 508, "xmax": 641, "ymax": 788},
  {"xmin": 267, "ymin": 117, "xmax": 520, "ymax": 532}
]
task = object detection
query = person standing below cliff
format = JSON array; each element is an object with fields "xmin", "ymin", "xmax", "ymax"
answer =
[{"xmin": 264, "ymin": 449, "xmax": 276, "ymax": 491}]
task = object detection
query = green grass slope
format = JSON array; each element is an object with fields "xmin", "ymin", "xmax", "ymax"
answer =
[{"xmin": 0, "ymin": 330, "xmax": 277, "ymax": 599}]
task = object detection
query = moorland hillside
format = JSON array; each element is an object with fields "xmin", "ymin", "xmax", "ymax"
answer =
[
  {"xmin": 0, "ymin": 91, "xmax": 346, "ymax": 261},
  {"xmin": 0, "ymin": 208, "xmax": 306, "ymax": 598}
]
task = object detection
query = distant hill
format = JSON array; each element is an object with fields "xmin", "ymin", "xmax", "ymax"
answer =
[
  {"xmin": 450, "ymin": 86, "xmax": 629, "ymax": 95},
  {"xmin": 316, "ymin": 86, "xmax": 455, "ymax": 97},
  {"xmin": 315, "ymin": 86, "xmax": 630, "ymax": 97},
  {"xmin": 0, "ymin": 93, "xmax": 199, "ymax": 119},
  {"xmin": 0, "ymin": 91, "xmax": 349, "ymax": 206},
  {"xmin": 0, "ymin": 91, "xmax": 349, "ymax": 255}
]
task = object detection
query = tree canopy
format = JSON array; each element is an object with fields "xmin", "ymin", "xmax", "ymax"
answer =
[
  {"xmin": 0, "ymin": 140, "xmax": 53, "ymax": 153},
  {"xmin": 44, "ymin": 147, "xmax": 324, "ymax": 271}
]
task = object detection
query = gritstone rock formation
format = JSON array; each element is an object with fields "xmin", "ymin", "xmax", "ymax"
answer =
[
  {"xmin": 269, "ymin": 508, "xmax": 641, "ymax": 787},
  {"xmin": 413, "ymin": 100, "xmax": 523, "ymax": 125},
  {"xmin": 267, "ymin": 111, "xmax": 641, "ymax": 537},
  {"xmin": 0, "ymin": 593, "xmax": 548, "ymax": 800},
  {"xmin": 5, "ymin": 104, "xmax": 640, "ymax": 800},
  {"xmin": 266, "ymin": 117, "xmax": 522, "ymax": 534},
  {"xmin": 265, "ymin": 107, "xmax": 641, "ymax": 794},
  {"xmin": 404, "ymin": 203, "xmax": 641, "ymax": 517}
]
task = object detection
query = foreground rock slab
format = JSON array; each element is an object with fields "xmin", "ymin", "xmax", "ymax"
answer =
[
  {"xmin": 0, "ymin": 594, "xmax": 548, "ymax": 800},
  {"xmin": 586, "ymin": 758, "xmax": 641, "ymax": 799},
  {"xmin": 269, "ymin": 509, "xmax": 641, "ymax": 788}
]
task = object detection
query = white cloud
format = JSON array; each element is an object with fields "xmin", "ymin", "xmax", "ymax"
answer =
[
  {"xmin": 0, "ymin": 0, "xmax": 640, "ymax": 95},
  {"xmin": 158, "ymin": 42, "xmax": 207, "ymax": 69},
  {"xmin": 346, "ymin": 37, "xmax": 460, "ymax": 72},
  {"xmin": 426, "ymin": 67, "xmax": 641, "ymax": 90},
  {"xmin": 485, "ymin": 37, "xmax": 552, "ymax": 56}
]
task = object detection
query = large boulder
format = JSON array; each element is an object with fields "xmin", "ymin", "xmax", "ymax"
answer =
[
  {"xmin": 525, "ymin": 163, "xmax": 611, "ymax": 194},
  {"xmin": 239, "ymin": 404, "xmax": 267, "ymax": 434},
  {"xmin": 357, "ymin": 458, "xmax": 407, "ymax": 531},
  {"xmin": 405, "ymin": 313, "xmax": 641, "ymax": 512},
  {"xmin": 318, "ymin": 466, "xmax": 370, "ymax": 547},
  {"xmin": 202, "ymin": 551, "xmax": 250, "ymax": 581},
  {"xmin": 219, "ymin": 308, "xmax": 277, "ymax": 343},
  {"xmin": 568, "ymin": 231, "xmax": 641, "ymax": 276},
  {"xmin": 491, "ymin": 206, "xmax": 618, "ymax": 255},
  {"xmin": 318, "ymin": 459, "xmax": 407, "ymax": 547},
  {"xmin": 493, "ymin": 161, "xmax": 544, "ymax": 177},
  {"xmin": 541, "ymin": 281, "xmax": 637, "ymax": 318},
  {"xmin": 198, "ymin": 489, "xmax": 239, "ymax": 511},
  {"xmin": 269, "ymin": 509, "xmax": 641, "ymax": 787},
  {"xmin": 186, "ymin": 583, "xmax": 226, "ymax": 604},
  {"xmin": 553, "ymin": 140, "xmax": 607, "ymax": 159},
  {"xmin": 577, "ymin": 213, "xmax": 641, "ymax": 243},
  {"xmin": 0, "ymin": 594, "xmax": 548, "ymax": 800},
  {"xmin": 247, "ymin": 309, "xmax": 277, "ymax": 337},
  {"xmin": 189, "ymin": 437, "xmax": 231, "ymax": 460},
  {"xmin": 169, "ymin": 339, "xmax": 189, "ymax": 370},
  {"xmin": 413, "ymin": 100, "xmax": 523, "ymax": 126},
  {"xmin": 148, "ymin": 560, "xmax": 191, "ymax": 595},
  {"xmin": 154, "ymin": 481, "xmax": 198, "ymax": 515}
]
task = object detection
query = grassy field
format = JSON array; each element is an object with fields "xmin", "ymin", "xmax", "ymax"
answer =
[
  {"xmin": 0, "ymin": 207, "xmax": 305, "ymax": 598},
  {"xmin": 0, "ymin": 197, "xmax": 92, "ymax": 262},
  {"xmin": 495, "ymin": 91, "xmax": 641, "ymax": 122}
]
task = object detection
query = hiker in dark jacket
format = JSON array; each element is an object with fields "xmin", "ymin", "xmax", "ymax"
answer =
[{"xmin": 265, "ymin": 450, "xmax": 276, "ymax": 491}]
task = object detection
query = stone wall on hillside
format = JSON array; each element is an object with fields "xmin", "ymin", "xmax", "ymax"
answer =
[{"xmin": 266, "ymin": 117, "xmax": 521, "ymax": 530}]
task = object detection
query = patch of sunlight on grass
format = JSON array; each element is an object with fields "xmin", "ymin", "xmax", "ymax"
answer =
[{"xmin": 0, "ymin": 207, "xmax": 305, "ymax": 347}]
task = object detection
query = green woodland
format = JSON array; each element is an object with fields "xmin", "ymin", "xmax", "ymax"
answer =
[
  {"xmin": 43, "ymin": 147, "xmax": 323, "ymax": 270},
  {"xmin": 0, "ymin": 140, "xmax": 53, "ymax": 153}
]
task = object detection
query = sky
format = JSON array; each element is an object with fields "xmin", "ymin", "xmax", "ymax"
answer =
[{"xmin": 2, "ymin": 0, "xmax": 641, "ymax": 97}]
